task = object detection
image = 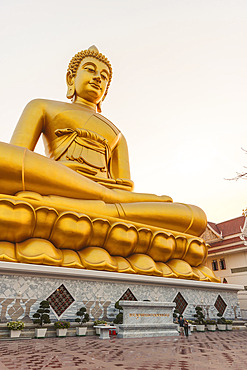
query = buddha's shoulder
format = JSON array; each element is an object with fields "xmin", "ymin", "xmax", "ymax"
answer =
[
  {"xmin": 27, "ymin": 100, "xmax": 120, "ymax": 131},
  {"xmin": 25, "ymin": 98, "xmax": 73, "ymax": 111},
  {"xmin": 25, "ymin": 99, "xmax": 122, "ymax": 137}
]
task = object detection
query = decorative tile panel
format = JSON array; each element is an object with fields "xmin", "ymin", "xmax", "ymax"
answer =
[
  {"xmin": 214, "ymin": 295, "xmax": 227, "ymax": 315},
  {"xmin": 119, "ymin": 288, "xmax": 137, "ymax": 301},
  {"xmin": 47, "ymin": 284, "xmax": 75, "ymax": 317},
  {"xmin": 173, "ymin": 292, "xmax": 188, "ymax": 314}
]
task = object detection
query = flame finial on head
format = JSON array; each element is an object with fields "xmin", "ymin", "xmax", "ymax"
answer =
[{"xmin": 88, "ymin": 45, "xmax": 99, "ymax": 53}]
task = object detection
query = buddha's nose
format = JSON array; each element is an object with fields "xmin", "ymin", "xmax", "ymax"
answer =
[
  {"xmin": 93, "ymin": 72, "xmax": 101, "ymax": 81},
  {"xmin": 94, "ymin": 75, "xmax": 101, "ymax": 82}
]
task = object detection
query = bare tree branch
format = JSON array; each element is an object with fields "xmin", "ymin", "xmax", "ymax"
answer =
[{"xmin": 226, "ymin": 148, "xmax": 247, "ymax": 181}]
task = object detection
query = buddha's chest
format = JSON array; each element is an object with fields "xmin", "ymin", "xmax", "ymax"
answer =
[
  {"xmin": 43, "ymin": 108, "xmax": 119, "ymax": 179},
  {"xmin": 44, "ymin": 109, "xmax": 118, "ymax": 144}
]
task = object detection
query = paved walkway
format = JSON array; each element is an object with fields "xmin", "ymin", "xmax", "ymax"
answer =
[{"xmin": 0, "ymin": 331, "xmax": 247, "ymax": 369}]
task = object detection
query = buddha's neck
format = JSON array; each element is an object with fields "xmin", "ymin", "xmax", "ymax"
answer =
[{"xmin": 73, "ymin": 96, "xmax": 96, "ymax": 111}]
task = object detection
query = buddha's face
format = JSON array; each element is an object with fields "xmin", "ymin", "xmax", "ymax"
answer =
[{"xmin": 74, "ymin": 57, "xmax": 110, "ymax": 104}]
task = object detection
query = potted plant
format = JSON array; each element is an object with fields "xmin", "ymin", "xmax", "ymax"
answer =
[
  {"xmin": 217, "ymin": 313, "xmax": 226, "ymax": 331},
  {"xmin": 206, "ymin": 319, "xmax": 216, "ymax": 331},
  {"xmin": 75, "ymin": 307, "xmax": 90, "ymax": 336},
  {"xmin": 226, "ymin": 320, "xmax": 233, "ymax": 331},
  {"xmin": 113, "ymin": 301, "xmax": 123, "ymax": 325},
  {"xmin": 32, "ymin": 300, "xmax": 51, "ymax": 338},
  {"xmin": 93, "ymin": 320, "xmax": 107, "ymax": 335},
  {"xmin": 7, "ymin": 321, "xmax": 25, "ymax": 338},
  {"xmin": 54, "ymin": 321, "xmax": 70, "ymax": 337},
  {"xmin": 194, "ymin": 306, "xmax": 206, "ymax": 332}
]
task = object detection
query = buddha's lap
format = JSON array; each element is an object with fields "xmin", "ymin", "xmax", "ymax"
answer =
[
  {"xmin": 0, "ymin": 142, "xmax": 206, "ymax": 236},
  {"xmin": 12, "ymin": 189, "xmax": 206, "ymax": 237}
]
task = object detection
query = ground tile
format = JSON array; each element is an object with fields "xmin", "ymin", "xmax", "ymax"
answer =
[{"xmin": 0, "ymin": 331, "xmax": 247, "ymax": 369}]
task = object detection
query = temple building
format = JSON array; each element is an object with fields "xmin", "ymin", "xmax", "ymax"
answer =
[{"xmin": 202, "ymin": 215, "xmax": 247, "ymax": 317}]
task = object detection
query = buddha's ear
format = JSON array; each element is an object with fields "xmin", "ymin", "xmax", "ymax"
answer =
[{"xmin": 66, "ymin": 70, "xmax": 75, "ymax": 99}]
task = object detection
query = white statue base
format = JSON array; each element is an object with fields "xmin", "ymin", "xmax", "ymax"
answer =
[
  {"xmin": 118, "ymin": 301, "xmax": 178, "ymax": 338},
  {"xmin": 0, "ymin": 261, "xmax": 243, "ymax": 324}
]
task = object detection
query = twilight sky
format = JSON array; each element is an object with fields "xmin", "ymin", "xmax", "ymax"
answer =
[{"xmin": 0, "ymin": 0, "xmax": 247, "ymax": 223}]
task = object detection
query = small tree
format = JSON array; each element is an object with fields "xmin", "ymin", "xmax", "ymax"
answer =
[
  {"xmin": 113, "ymin": 301, "xmax": 123, "ymax": 324},
  {"xmin": 33, "ymin": 300, "xmax": 51, "ymax": 327},
  {"xmin": 217, "ymin": 312, "xmax": 226, "ymax": 324},
  {"xmin": 194, "ymin": 306, "xmax": 205, "ymax": 325},
  {"xmin": 75, "ymin": 307, "xmax": 90, "ymax": 326}
]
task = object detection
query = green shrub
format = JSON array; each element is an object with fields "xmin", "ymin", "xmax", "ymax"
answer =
[
  {"xmin": 187, "ymin": 320, "xmax": 194, "ymax": 324},
  {"xmin": 217, "ymin": 313, "xmax": 226, "ymax": 324},
  {"xmin": 194, "ymin": 306, "xmax": 206, "ymax": 325},
  {"xmin": 94, "ymin": 320, "xmax": 107, "ymax": 326},
  {"xmin": 7, "ymin": 321, "xmax": 25, "ymax": 331},
  {"xmin": 75, "ymin": 307, "xmax": 90, "ymax": 326},
  {"xmin": 225, "ymin": 320, "xmax": 233, "ymax": 324},
  {"xmin": 54, "ymin": 321, "xmax": 70, "ymax": 329},
  {"xmin": 33, "ymin": 300, "xmax": 51, "ymax": 327},
  {"xmin": 113, "ymin": 301, "xmax": 123, "ymax": 324}
]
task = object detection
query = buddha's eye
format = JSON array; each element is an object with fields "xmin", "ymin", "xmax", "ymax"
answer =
[
  {"xmin": 85, "ymin": 66, "xmax": 95, "ymax": 73},
  {"xmin": 101, "ymin": 73, "xmax": 108, "ymax": 81}
]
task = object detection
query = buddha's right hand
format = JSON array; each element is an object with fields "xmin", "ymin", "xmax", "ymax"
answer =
[{"xmin": 109, "ymin": 189, "xmax": 173, "ymax": 203}]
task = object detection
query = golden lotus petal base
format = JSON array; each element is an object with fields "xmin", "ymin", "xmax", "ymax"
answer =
[
  {"xmin": 114, "ymin": 256, "xmax": 135, "ymax": 274},
  {"xmin": 195, "ymin": 265, "xmax": 221, "ymax": 283},
  {"xmin": 156, "ymin": 262, "xmax": 178, "ymax": 278},
  {"xmin": 127, "ymin": 254, "xmax": 163, "ymax": 276},
  {"xmin": 0, "ymin": 237, "xmax": 220, "ymax": 282},
  {"xmin": 0, "ymin": 241, "xmax": 18, "ymax": 262},
  {"xmin": 61, "ymin": 249, "xmax": 85, "ymax": 269},
  {"xmin": 166, "ymin": 259, "xmax": 200, "ymax": 280},
  {"xmin": 78, "ymin": 246, "xmax": 118, "ymax": 272},
  {"xmin": 0, "ymin": 195, "xmax": 220, "ymax": 282},
  {"xmin": 16, "ymin": 238, "xmax": 63, "ymax": 265}
]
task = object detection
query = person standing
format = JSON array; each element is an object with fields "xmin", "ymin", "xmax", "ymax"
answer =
[
  {"xmin": 177, "ymin": 315, "xmax": 184, "ymax": 336},
  {"xmin": 183, "ymin": 318, "xmax": 189, "ymax": 337}
]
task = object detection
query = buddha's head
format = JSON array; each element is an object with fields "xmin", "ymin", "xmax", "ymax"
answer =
[{"xmin": 66, "ymin": 45, "xmax": 112, "ymax": 112}]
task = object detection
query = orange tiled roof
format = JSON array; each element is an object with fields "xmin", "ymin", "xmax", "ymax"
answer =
[
  {"xmin": 205, "ymin": 216, "xmax": 246, "ymax": 252},
  {"xmin": 211, "ymin": 216, "xmax": 245, "ymax": 237},
  {"xmin": 208, "ymin": 221, "xmax": 221, "ymax": 235}
]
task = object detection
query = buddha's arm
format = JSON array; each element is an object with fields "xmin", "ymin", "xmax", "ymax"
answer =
[
  {"xmin": 110, "ymin": 133, "xmax": 134, "ymax": 190},
  {"xmin": 110, "ymin": 133, "xmax": 173, "ymax": 203},
  {"xmin": 10, "ymin": 99, "xmax": 44, "ymax": 149}
]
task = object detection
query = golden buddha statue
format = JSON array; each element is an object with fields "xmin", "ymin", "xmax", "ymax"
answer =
[{"xmin": 0, "ymin": 46, "xmax": 219, "ymax": 282}]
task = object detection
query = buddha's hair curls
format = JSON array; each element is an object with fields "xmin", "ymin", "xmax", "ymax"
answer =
[{"xmin": 67, "ymin": 46, "xmax": 112, "ymax": 101}]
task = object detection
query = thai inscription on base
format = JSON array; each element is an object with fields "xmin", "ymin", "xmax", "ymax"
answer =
[
  {"xmin": 120, "ymin": 301, "xmax": 175, "ymax": 326},
  {"xmin": 129, "ymin": 313, "xmax": 170, "ymax": 318}
]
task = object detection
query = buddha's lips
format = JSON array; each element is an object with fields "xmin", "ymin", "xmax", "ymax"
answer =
[{"xmin": 89, "ymin": 83, "xmax": 101, "ymax": 90}]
